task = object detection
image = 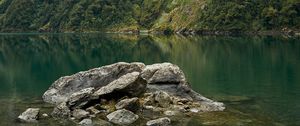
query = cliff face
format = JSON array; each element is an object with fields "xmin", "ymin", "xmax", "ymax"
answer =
[{"xmin": 0, "ymin": 0, "xmax": 299, "ymax": 33}]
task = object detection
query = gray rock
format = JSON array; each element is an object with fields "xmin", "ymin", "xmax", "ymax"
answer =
[
  {"xmin": 115, "ymin": 97, "xmax": 139, "ymax": 112},
  {"xmin": 154, "ymin": 91, "xmax": 171, "ymax": 108},
  {"xmin": 106, "ymin": 109, "xmax": 139, "ymax": 125},
  {"xmin": 79, "ymin": 118, "xmax": 93, "ymax": 126},
  {"xmin": 42, "ymin": 113, "xmax": 48, "ymax": 117},
  {"xmin": 51, "ymin": 102, "xmax": 71, "ymax": 118},
  {"xmin": 72, "ymin": 109, "xmax": 90, "ymax": 120},
  {"xmin": 163, "ymin": 110, "xmax": 177, "ymax": 116},
  {"xmin": 92, "ymin": 72, "xmax": 147, "ymax": 98},
  {"xmin": 67, "ymin": 87, "xmax": 94, "ymax": 108},
  {"xmin": 18, "ymin": 108, "xmax": 40, "ymax": 122},
  {"xmin": 86, "ymin": 106, "xmax": 101, "ymax": 115},
  {"xmin": 141, "ymin": 63, "xmax": 186, "ymax": 84},
  {"xmin": 146, "ymin": 117, "xmax": 171, "ymax": 126},
  {"xmin": 43, "ymin": 62, "xmax": 145, "ymax": 104}
]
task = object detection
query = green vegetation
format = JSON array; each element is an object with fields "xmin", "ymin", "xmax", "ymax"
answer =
[{"xmin": 0, "ymin": 0, "xmax": 299, "ymax": 33}]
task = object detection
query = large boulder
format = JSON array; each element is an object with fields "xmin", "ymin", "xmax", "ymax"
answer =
[
  {"xmin": 18, "ymin": 108, "xmax": 40, "ymax": 123},
  {"xmin": 106, "ymin": 109, "xmax": 139, "ymax": 125},
  {"xmin": 92, "ymin": 72, "xmax": 147, "ymax": 99},
  {"xmin": 43, "ymin": 62, "xmax": 145, "ymax": 104}
]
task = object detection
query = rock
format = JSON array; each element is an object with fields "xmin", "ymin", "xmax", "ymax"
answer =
[
  {"xmin": 106, "ymin": 109, "xmax": 139, "ymax": 125},
  {"xmin": 92, "ymin": 72, "xmax": 147, "ymax": 98},
  {"xmin": 143, "ymin": 93, "xmax": 155, "ymax": 106},
  {"xmin": 141, "ymin": 63, "xmax": 186, "ymax": 84},
  {"xmin": 115, "ymin": 97, "xmax": 139, "ymax": 112},
  {"xmin": 42, "ymin": 113, "xmax": 48, "ymax": 117},
  {"xmin": 68, "ymin": 87, "xmax": 94, "ymax": 109},
  {"xmin": 163, "ymin": 110, "xmax": 177, "ymax": 116},
  {"xmin": 72, "ymin": 109, "xmax": 90, "ymax": 120},
  {"xmin": 79, "ymin": 118, "xmax": 93, "ymax": 126},
  {"xmin": 154, "ymin": 91, "xmax": 171, "ymax": 108},
  {"xmin": 146, "ymin": 117, "xmax": 171, "ymax": 126},
  {"xmin": 190, "ymin": 108, "xmax": 199, "ymax": 113},
  {"xmin": 86, "ymin": 106, "xmax": 101, "ymax": 115},
  {"xmin": 51, "ymin": 102, "xmax": 71, "ymax": 118},
  {"xmin": 18, "ymin": 108, "xmax": 40, "ymax": 123},
  {"xmin": 43, "ymin": 62, "xmax": 145, "ymax": 104}
]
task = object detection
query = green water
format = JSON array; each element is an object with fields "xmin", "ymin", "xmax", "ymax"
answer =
[{"xmin": 0, "ymin": 34, "xmax": 299, "ymax": 126}]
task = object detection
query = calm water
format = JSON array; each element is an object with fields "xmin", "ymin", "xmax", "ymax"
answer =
[{"xmin": 0, "ymin": 34, "xmax": 299, "ymax": 126}]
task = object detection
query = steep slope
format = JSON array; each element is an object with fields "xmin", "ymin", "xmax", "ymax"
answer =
[{"xmin": 0, "ymin": 0, "xmax": 299, "ymax": 33}]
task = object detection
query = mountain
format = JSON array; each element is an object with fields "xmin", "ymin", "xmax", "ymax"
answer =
[{"xmin": 0, "ymin": 0, "xmax": 299, "ymax": 33}]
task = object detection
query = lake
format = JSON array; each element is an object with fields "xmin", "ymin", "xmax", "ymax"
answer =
[{"xmin": 0, "ymin": 33, "xmax": 299, "ymax": 125}]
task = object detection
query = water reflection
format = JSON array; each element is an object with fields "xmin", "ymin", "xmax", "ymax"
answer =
[{"xmin": 0, "ymin": 34, "xmax": 299, "ymax": 125}]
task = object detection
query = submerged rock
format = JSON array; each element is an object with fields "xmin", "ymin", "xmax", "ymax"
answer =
[
  {"xmin": 106, "ymin": 109, "xmax": 139, "ymax": 125},
  {"xmin": 93, "ymin": 118, "xmax": 113, "ymax": 126},
  {"xmin": 146, "ymin": 117, "xmax": 171, "ymax": 126},
  {"xmin": 115, "ymin": 97, "xmax": 139, "ymax": 112},
  {"xmin": 43, "ymin": 62, "xmax": 145, "ymax": 104},
  {"xmin": 18, "ymin": 108, "xmax": 40, "ymax": 123}
]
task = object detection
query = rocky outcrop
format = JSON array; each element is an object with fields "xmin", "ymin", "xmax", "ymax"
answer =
[
  {"xmin": 40, "ymin": 62, "xmax": 224, "ymax": 125},
  {"xmin": 106, "ymin": 109, "xmax": 139, "ymax": 125},
  {"xmin": 146, "ymin": 117, "xmax": 171, "ymax": 126},
  {"xmin": 18, "ymin": 108, "xmax": 40, "ymax": 123}
]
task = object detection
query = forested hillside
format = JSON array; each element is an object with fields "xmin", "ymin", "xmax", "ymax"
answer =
[{"xmin": 0, "ymin": 0, "xmax": 299, "ymax": 33}]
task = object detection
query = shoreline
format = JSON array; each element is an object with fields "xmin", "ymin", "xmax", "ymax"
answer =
[{"xmin": 0, "ymin": 29, "xmax": 299, "ymax": 37}]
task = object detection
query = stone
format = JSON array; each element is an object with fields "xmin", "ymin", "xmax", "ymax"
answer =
[
  {"xmin": 106, "ymin": 109, "xmax": 139, "ymax": 125},
  {"xmin": 190, "ymin": 108, "xmax": 199, "ymax": 113},
  {"xmin": 51, "ymin": 102, "xmax": 71, "ymax": 118},
  {"xmin": 143, "ymin": 93, "xmax": 155, "ymax": 106},
  {"xmin": 154, "ymin": 91, "xmax": 171, "ymax": 108},
  {"xmin": 141, "ymin": 63, "xmax": 186, "ymax": 84},
  {"xmin": 163, "ymin": 110, "xmax": 177, "ymax": 116},
  {"xmin": 92, "ymin": 72, "xmax": 147, "ymax": 98},
  {"xmin": 115, "ymin": 97, "xmax": 139, "ymax": 112},
  {"xmin": 18, "ymin": 108, "xmax": 40, "ymax": 123},
  {"xmin": 86, "ymin": 106, "xmax": 101, "ymax": 115},
  {"xmin": 79, "ymin": 118, "xmax": 93, "ymax": 126},
  {"xmin": 43, "ymin": 62, "xmax": 145, "ymax": 104},
  {"xmin": 72, "ymin": 109, "xmax": 90, "ymax": 120},
  {"xmin": 146, "ymin": 117, "xmax": 171, "ymax": 126},
  {"xmin": 68, "ymin": 87, "xmax": 95, "ymax": 108},
  {"xmin": 42, "ymin": 113, "xmax": 48, "ymax": 117}
]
